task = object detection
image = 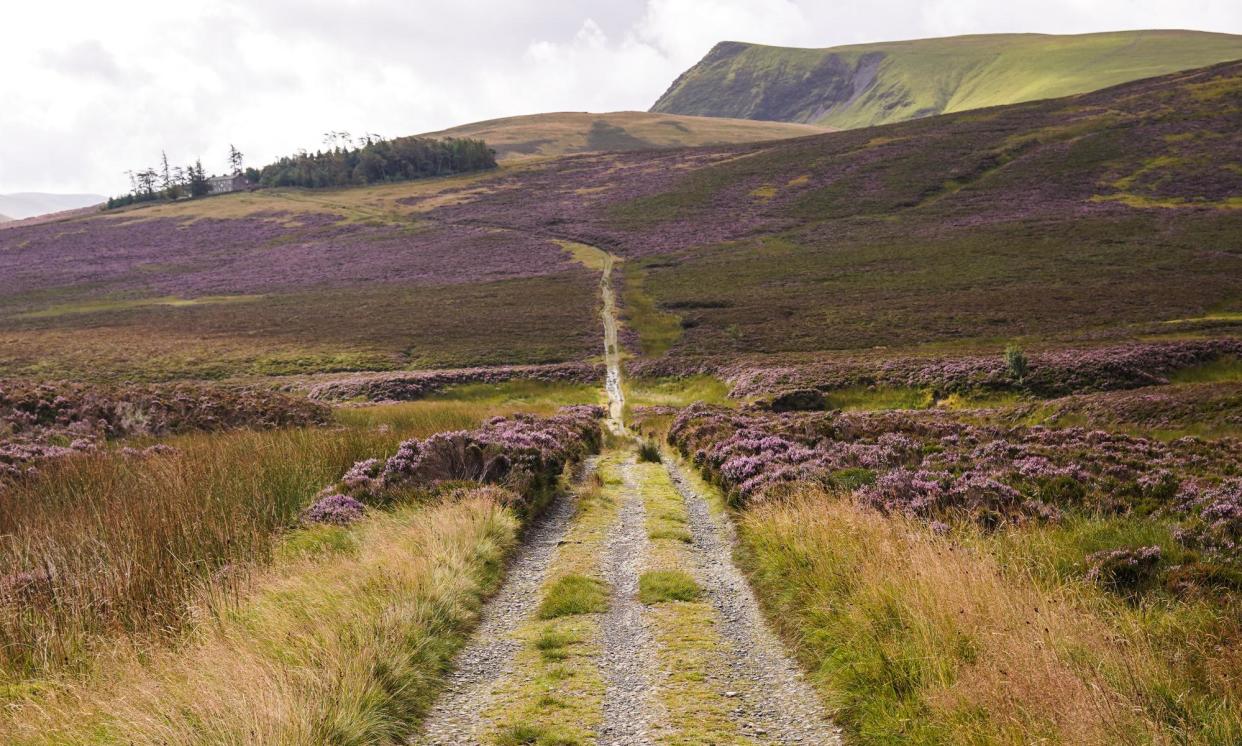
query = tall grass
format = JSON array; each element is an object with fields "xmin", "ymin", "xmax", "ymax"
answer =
[
  {"xmin": 3, "ymin": 495, "xmax": 517, "ymax": 744},
  {"xmin": 738, "ymin": 488, "xmax": 1242, "ymax": 744},
  {"xmin": 0, "ymin": 398, "xmax": 543, "ymax": 678}
]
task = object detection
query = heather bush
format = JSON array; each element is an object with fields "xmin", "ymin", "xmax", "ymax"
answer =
[
  {"xmin": 0, "ymin": 380, "xmax": 329, "ymax": 479},
  {"xmin": 1084, "ymin": 545, "xmax": 1163, "ymax": 593},
  {"xmin": 301, "ymin": 493, "xmax": 367, "ymax": 526},
  {"xmin": 637, "ymin": 339, "xmax": 1242, "ymax": 400},
  {"xmin": 305, "ymin": 362, "xmax": 601, "ymax": 401},
  {"xmin": 665, "ymin": 403, "xmax": 1242, "ymax": 561},
  {"xmin": 336, "ymin": 406, "xmax": 603, "ymax": 511}
]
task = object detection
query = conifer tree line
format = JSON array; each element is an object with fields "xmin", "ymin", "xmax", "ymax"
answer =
[
  {"xmin": 256, "ymin": 134, "xmax": 495, "ymax": 189},
  {"xmin": 106, "ymin": 134, "xmax": 495, "ymax": 209}
]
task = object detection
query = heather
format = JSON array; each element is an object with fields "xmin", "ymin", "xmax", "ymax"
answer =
[
  {"xmin": 0, "ymin": 213, "xmax": 574, "ymax": 299},
  {"xmin": 422, "ymin": 62, "xmax": 1242, "ymax": 358},
  {"xmin": 632, "ymin": 338, "xmax": 1242, "ymax": 400},
  {"xmin": 1019, "ymin": 381, "xmax": 1242, "ymax": 438},
  {"xmin": 303, "ymin": 362, "xmax": 602, "ymax": 401},
  {"xmin": 656, "ymin": 386, "xmax": 1242, "ymax": 741},
  {"xmin": 665, "ymin": 403, "xmax": 1241, "ymax": 571},
  {"xmin": 334, "ymin": 405, "xmax": 603, "ymax": 510},
  {"xmin": 0, "ymin": 379, "xmax": 329, "ymax": 480}
]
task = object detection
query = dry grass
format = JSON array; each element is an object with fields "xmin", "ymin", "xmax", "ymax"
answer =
[
  {"xmin": 738, "ymin": 488, "xmax": 1241, "ymax": 744},
  {"xmin": 0, "ymin": 399, "xmax": 533, "ymax": 678},
  {"xmin": 2, "ymin": 494, "xmax": 517, "ymax": 744}
]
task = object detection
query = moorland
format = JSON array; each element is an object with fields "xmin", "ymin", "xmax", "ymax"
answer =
[{"xmin": 0, "ymin": 31, "xmax": 1240, "ymax": 746}]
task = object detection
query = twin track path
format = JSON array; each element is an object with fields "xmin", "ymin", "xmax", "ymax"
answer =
[{"xmin": 412, "ymin": 247, "xmax": 838, "ymax": 744}]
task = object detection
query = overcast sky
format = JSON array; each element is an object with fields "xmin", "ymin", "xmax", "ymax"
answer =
[{"xmin": 4, "ymin": 0, "xmax": 1241, "ymax": 195}]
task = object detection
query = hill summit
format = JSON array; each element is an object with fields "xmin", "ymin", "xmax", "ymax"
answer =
[{"xmin": 651, "ymin": 30, "xmax": 1242, "ymax": 129}]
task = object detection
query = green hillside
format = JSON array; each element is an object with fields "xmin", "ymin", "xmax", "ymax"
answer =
[
  {"xmin": 420, "ymin": 111, "xmax": 827, "ymax": 161},
  {"xmin": 651, "ymin": 30, "xmax": 1242, "ymax": 129}
]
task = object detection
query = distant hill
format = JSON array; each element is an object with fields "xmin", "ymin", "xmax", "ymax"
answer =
[
  {"xmin": 2, "ymin": 60, "xmax": 1239, "ymax": 380},
  {"xmin": 420, "ymin": 111, "xmax": 828, "ymax": 161},
  {"xmin": 0, "ymin": 214, "xmax": 10, "ymax": 223},
  {"xmin": 0, "ymin": 193, "xmax": 105, "ymax": 220},
  {"xmin": 652, "ymin": 30, "xmax": 1242, "ymax": 129}
]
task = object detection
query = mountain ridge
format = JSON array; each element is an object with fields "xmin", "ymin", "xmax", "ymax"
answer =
[{"xmin": 651, "ymin": 29, "xmax": 1242, "ymax": 129}]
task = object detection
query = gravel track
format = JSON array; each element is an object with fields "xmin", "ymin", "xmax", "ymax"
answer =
[
  {"xmin": 596, "ymin": 460, "xmax": 660, "ymax": 745},
  {"xmin": 666, "ymin": 459, "xmax": 842, "ymax": 745},
  {"xmin": 411, "ymin": 460, "xmax": 593, "ymax": 745}
]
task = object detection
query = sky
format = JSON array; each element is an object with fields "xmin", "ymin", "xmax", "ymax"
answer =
[{"xmin": 3, "ymin": 0, "xmax": 1241, "ymax": 195}]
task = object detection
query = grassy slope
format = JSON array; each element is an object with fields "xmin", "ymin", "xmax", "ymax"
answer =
[
  {"xmin": 652, "ymin": 30, "xmax": 1242, "ymax": 129},
  {"xmin": 420, "ymin": 111, "xmax": 828, "ymax": 161},
  {"xmin": 5, "ymin": 62, "xmax": 1240, "ymax": 381},
  {"xmin": 0, "ymin": 175, "xmax": 600, "ymax": 381},
  {"xmin": 428, "ymin": 61, "xmax": 1242, "ymax": 360}
]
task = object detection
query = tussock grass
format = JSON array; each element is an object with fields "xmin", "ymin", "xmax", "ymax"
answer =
[
  {"xmin": 0, "ymin": 397, "xmax": 529, "ymax": 679},
  {"xmin": 738, "ymin": 488, "xmax": 1242, "ymax": 744},
  {"xmin": 639, "ymin": 570, "xmax": 702, "ymax": 605},
  {"xmin": 536, "ymin": 574, "xmax": 610, "ymax": 619},
  {"xmin": 2, "ymin": 494, "xmax": 518, "ymax": 744},
  {"xmin": 636, "ymin": 439, "xmax": 662, "ymax": 463}
]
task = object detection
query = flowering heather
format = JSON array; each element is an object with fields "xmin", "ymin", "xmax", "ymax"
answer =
[
  {"xmin": 0, "ymin": 380, "xmax": 329, "ymax": 479},
  {"xmin": 338, "ymin": 405, "xmax": 602, "ymax": 506},
  {"xmin": 300, "ymin": 493, "xmax": 366, "ymax": 526},
  {"xmin": 1085, "ymin": 545, "xmax": 1163, "ymax": 591},
  {"xmin": 633, "ymin": 339, "xmax": 1242, "ymax": 399},
  {"xmin": 303, "ymin": 362, "xmax": 602, "ymax": 401},
  {"xmin": 665, "ymin": 403, "xmax": 1241, "ymax": 560},
  {"xmin": 0, "ymin": 213, "xmax": 576, "ymax": 298},
  {"xmin": 1028, "ymin": 381, "xmax": 1242, "ymax": 435}
]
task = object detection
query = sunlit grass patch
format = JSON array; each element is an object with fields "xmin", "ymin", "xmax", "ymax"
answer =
[
  {"xmin": 16, "ymin": 294, "xmax": 264, "ymax": 319},
  {"xmin": 620, "ymin": 260, "xmax": 682, "ymax": 357},
  {"xmin": 823, "ymin": 386, "xmax": 934, "ymax": 411},
  {"xmin": 1169, "ymin": 355, "xmax": 1242, "ymax": 383},
  {"xmin": 639, "ymin": 570, "xmax": 702, "ymax": 604},
  {"xmin": 428, "ymin": 380, "xmax": 601, "ymax": 408},
  {"xmin": 275, "ymin": 523, "xmax": 359, "ymax": 561},
  {"xmin": 536, "ymin": 574, "xmax": 610, "ymax": 619}
]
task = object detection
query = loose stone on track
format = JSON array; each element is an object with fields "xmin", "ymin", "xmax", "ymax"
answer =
[
  {"xmin": 595, "ymin": 461, "xmax": 661, "ymax": 745},
  {"xmin": 666, "ymin": 459, "xmax": 842, "ymax": 745},
  {"xmin": 412, "ymin": 460, "xmax": 591, "ymax": 745}
]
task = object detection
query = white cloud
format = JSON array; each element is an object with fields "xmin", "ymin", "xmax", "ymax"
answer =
[{"xmin": 1, "ymin": 0, "xmax": 1239, "ymax": 194}]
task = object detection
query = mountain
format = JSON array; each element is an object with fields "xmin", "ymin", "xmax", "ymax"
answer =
[
  {"xmin": 0, "ymin": 214, "xmax": 10, "ymax": 223},
  {"xmin": 651, "ymin": 30, "xmax": 1242, "ymax": 130},
  {"xmin": 419, "ymin": 111, "xmax": 828, "ymax": 161},
  {"xmin": 0, "ymin": 193, "xmax": 105, "ymax": 220},
  {"xmin": 0, "ymin": 60, "xmax": 1237, "ymax": 382}
]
